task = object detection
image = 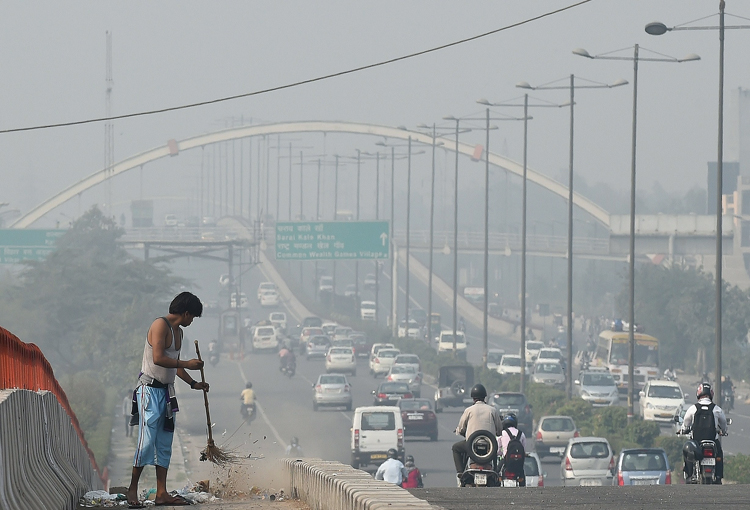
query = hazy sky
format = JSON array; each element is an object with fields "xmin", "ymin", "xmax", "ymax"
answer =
[{"xmin": 1, "ymin": 1, "xmax": 749, "ymax": 227}]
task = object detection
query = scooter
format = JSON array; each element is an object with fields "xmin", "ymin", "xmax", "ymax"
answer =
[
  {"xmin": 240, "ymin": 403, "xmax": 256, "ymax": 424},
  {"xmin": 458, "ymin": 430, "xmax": 500, "ymax": 487},
  {"xmin": 280, "ymin": 358, "xmax": 296, "ymax": 378}
]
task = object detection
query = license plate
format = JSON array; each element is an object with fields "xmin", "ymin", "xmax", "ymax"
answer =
[
  {"xmin": 594, "ymin": 400, "xmax": 608, "ymax": 404},
  {"xmin": 474, "ymin": 473, "xmax": 487, "ymax": 485},
  {"xmin": 550, "ymin": 447, "xmax": 565, "ymax": 454},
  {"xmin": 580, "ymin": 479, "xmax": 602, "ymax": 486},
  {"xmin": 502, "ymin": 479, "xmax": 518, "ymax": 487},
  {"xmin": 632, "ymin": 479, "xmax": 658, "ymax": 485},
  {"xmin": 370, "ymin": 454, "xmax": 387, "ymax": 460},
  {"xmin": 701, "ymin": 458, "xmax": 716, "ymax": 465},
  {"xmin": 407, "ymin": 414, "xmax": 424, "ymax": 420},
  {"xmin": 325, "ymin": 388, "xmax": 339, "ymax": 393}
]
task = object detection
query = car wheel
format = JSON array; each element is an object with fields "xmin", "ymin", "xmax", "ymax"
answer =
[
  {"xmin": 351, "ymin": 457, "xmax": 359, "ymax": 469},
  {"xmin": 435, "ymin": 402, "xmax": 442, "ymax": 413},
  {"xmin": 430, "ymin": 432, "xmax": 438, "ymax": 442},
  {"xmin": 345, "ymin": 403, "xmax": 352, "ymax": 411}
]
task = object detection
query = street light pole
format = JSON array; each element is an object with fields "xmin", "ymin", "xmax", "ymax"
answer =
[
  {"xmin": 405, "ymin": 137, "xmax": 412, "ymax": 333},
  {"xmin": 520, "ymin": 94, "xmax": 529, "ymax": 394},
  {"xmin": 429, "ymin": 125, "xmax": 437, "ymax": 348},
  {"xmin": 375, "ymin": 152, "xmax": 380, "ymax": 323},
  {"xmin": 391, "ymin": 147, "xmax": 397, "ymax": 338},
  {"xmin": 356, "ymin": 149, "xmax": 361, "ymax": 304},
  {"xmin": 575, "ymin": 44, "xmax": 699, "ymax": 422},
  {"xmin": 452, "ymin": 119, "xmax": 460, "ymax": 356},
  {"xmin": 483, "ymin": 108, "xmax": 491, "ymax": 370}
]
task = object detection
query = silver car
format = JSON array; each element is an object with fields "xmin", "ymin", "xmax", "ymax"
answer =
[
  {"xmin": 385, "ymin": 365, "xmax": 422, "ymax": 397},
  {"xmin": 561, "ymin": 437, "xmax": 615, "ymax": 486},
  {"xmin": 312, "ymin": 373, "xmax": 352, "ymax": 411},
  {"xmin": 576, "ymin": 371, "xmax": 620, "ymax": 407},
  {"xmin": 531, "ymin": 360, "xmax": 565, "ymax": 387}
]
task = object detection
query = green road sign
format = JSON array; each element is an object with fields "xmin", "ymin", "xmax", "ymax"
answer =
[
  {"xmin": 275, "ymin": 221, "xmax": 389, "ymax": 260},
  {"xmin": 0, "ymin": 229, "xmax": 65, "ymax": 264}
]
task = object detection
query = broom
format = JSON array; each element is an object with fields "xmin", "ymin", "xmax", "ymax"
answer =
[{"xmin": 195, "ymin": 340, "xmax": 238, "ymax": 467}]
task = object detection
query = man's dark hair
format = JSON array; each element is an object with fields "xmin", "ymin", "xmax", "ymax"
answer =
[{"xmin": 169, "ymin": 292, "xmax": 203, "ymax": 317}]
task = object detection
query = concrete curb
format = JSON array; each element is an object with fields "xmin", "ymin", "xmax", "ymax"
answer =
[
  {"xmin": 280, "ymin": 458, "xmax": 437, "ymax": 510},
  {"xmin": 0, "ymin": 389, "xmax": 102, "ymax": 510}
]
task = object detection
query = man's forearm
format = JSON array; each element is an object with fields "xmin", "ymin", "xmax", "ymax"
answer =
[{"xmin": 177, "ymin": 368, "xmax": 197, "ymax": 386}]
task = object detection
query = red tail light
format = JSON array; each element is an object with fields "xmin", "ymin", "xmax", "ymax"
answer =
[
  {"xmin": 703, "ymin": 447, "xmax": 714, "ymax": 458},
  {"xmin": 387, "ymin": 375, "xmax": 393, "ymax": 381},
  {"xmin": 397, "ymin": 428, "xmax": 404, "ymax": 448},
  {"xmin": 608, "ymin": 455, "xmax": 615, "ymax": 472},
  {"xmin": 535, "ymin": 431, "xmax": 543, "ymax": 441},
  {"xmin": 524, "ymin": 405, "xmax": 531, "ymax": 415},
  {"xmin": 665, "ymin": 471, "xmax": 671, "ymax": 485},
  {"xmin": 565, "ymin": 457, "xmax": 572, "ymax": 471},
  {"xmin": 374, "ymin": 357, "xmax": 380, "ymax": 363},
  {"xmin": 354, "ymin": 429, "xmax": 360, "ymax": 448},
  {"xmin": 617, "ymin": 471, "xmax": 624, "ymax": 486},
  {"xmin": 315, "ymin": 385, "xmax": 322, "ymax": 393},
  {"xmin": 344, "ymin": 385, "xmax": 350, "ymax": 393},
  {"xmin": 377, "ymin": 393, "xmax": 387, "ymax": 398},
  {"xmin": 404, "ymin": 393, "xmax": 413, "ymax": 399},
  {"xmin": 539, "ymin": 472, "xmax": 544, "ymax": 487},
  {"xmin": 573, "ymin": 430, "xmax": 580, "ymax": 438}
]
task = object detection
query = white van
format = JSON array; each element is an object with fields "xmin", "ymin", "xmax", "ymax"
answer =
[
  {"xmin": 252, "ymin": 325, "xmax": 279, "ymax": 352},
  {"xmin": 351, "ymin": 406, "xmax": 404, "ymax": 469},
  {"xmin": 257, "ymin": 282, "xmax": 276, "ymax": 301},
  {"xmin": 437, "ymin": 331, "xmax": 467, "ymax": 358}
]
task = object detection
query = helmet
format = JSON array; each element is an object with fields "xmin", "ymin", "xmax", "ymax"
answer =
[
  {"xmin": 291, "ymin": 437, "xmax": 299, "ymax": 446},
  {"xmin": 502, "ymin": 413, "xmax": 518, "ymax": 430},
  {"xmin": 245, "ymin": 381, "xmax": 253, "ymax": 389},
  {"xmin": 470, "ymin": 384, "xmax": 487, "ymax": 401},
  {"xmin": 696, "ymin": 382, "xmax": 714, "ymax": 401},
  {"xmin": 405, "ymin": 455, "xmax": 414, "ymax": 464},
  {"xmin": 387, "ymin": 448, "xmax": 398, "ymax": 460}
]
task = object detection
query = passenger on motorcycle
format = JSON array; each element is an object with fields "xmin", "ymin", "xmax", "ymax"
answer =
[
  {"xmin": 401, "ymin": 455, "xmax": 424, "ymax": 488},
  {"xmin": 497, "ymin": 413, "xmax": 527, "ymax": 486},
  {"xmin": 680, "ymin": 382, "xmax": 728, "ymax": 483},
  {"xmin": 452, "ymin": 384, "xmax": 503, "ymax": 484},
  {"xmin": 285, "ymin": 437, "xmax": 304, "ymax": 457},
  {"xmin": 375, "ymin": 448, "xmax": 408, "ymax": 485},
  {"xmin": 279, "ymin": 346, "xmax": 295, "ymax": 369}
]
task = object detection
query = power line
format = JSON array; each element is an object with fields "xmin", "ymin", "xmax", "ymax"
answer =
[{"xmin": 0, "ymin": 0, "xmax": 593, "ymax": 135}]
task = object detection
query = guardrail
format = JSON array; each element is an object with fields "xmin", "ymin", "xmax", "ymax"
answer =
[{"xmin": 280, "ymin": 458, "xmax": 435, "ymax": 510}]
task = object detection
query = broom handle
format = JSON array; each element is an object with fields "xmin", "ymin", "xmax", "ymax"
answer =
[{"xmin": 194, "ymin": 340, "xmax": 213, "ymax": 443}]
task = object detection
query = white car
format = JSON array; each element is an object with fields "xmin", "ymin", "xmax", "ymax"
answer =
[
  {"xmin": 386, "ymin": 365, "xmax": 422, "ymax": 397},
  {"xmin": 524, "ymin": 341, "xmax": 545, "ymax": 362},
  {"xmin": 344, "ymin": 284, "xmax": 358, "ymax": 298},
  {"xmin": 497, "ymin": 354, "xmax": 523, "ymax": 375},
  {"xmin": 525, "ymin": 452, "xmax": 545, "ymax": 487},
  {"xmin": 230, "ymin": 292, "xmax": 249, "ymax": 309},
  {"xmin": 397, "ymin": 319, "xmax": 421, "ymax": 338},
  {"xmin": 486, "ymin": 348, "xmax": 506, "ymax": 371},
  {"xmin": 576, "ymin": 371, "xmax": 619, "ymax": 407},
  {"xmin": 164, "ymin": 214, "xmax": 178, "ymax": 227},
  {"xmin": 639, "ymin": 380, "xmax": 686, "ymax": 423},
  {"xmin": 393, "ymin": 354, "xmax": 421, "ymax": 372},
  {"xmin": 537, "ymin": 347, "xmax": 563, "ymax": 364},
  {"xmin": 269, "ymin": 312, "xmax": 287, "ymax": 332},
  {"xmin": 325, "ymin": 347, "xmax": 357, "ymax": 376},
  {"xmin": 531, "ymin": 359, "xmax": 565, "ymax": 387},
  {"xmin": 321, "ymin": 321, "xmax": 338, "ymax": 336},
  {"xmin": 333, "ymin": 326, "xmax": 353, "ymax": 342},
  {"xmin": 257, "ymin": 282, "xmax": 276, "ymax": 301},
  {"xmin": 370, "ymin": 348, "xmax": 400, "ymax": 376},
  {"xmin": 318, "ymin": 276, "xmax": 334, "ymax": 293},
  {"xmin": 364, "ymin": 273, "xmax": 377, "ymax": 289},
  {"xmin": 437, "ymin": 331, "xmax": 467, "ymax": 358},
  {"xmin": 260, "ymin": 290, "xmax": 279, "ymax": 307},
  {"xmin": 252, "ymin": 325, "xmax": 279, "ymax": 352},
  {"xmin": 360, "ymin": 301, "xmax": 376, "ymax": 321}
]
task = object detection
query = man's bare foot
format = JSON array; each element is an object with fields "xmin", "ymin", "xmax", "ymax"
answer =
[
  {"xmin": 126, "ymin": 486, "xmax": 142, "ymax": 508},
  {"xmin": 154, "ymin": 494, "xmax": 190, "ymax": 506}
]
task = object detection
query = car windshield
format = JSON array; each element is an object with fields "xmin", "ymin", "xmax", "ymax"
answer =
[
  {"xmin": 330, "ymin": 348, "xmax": 352, "ymax": 355},
  {"xmin": 396, "ymin": 356, "xmax": 419, "ymax": 364},
  {"xmin": 260, "ymin": 283, "xmax": 275, "ymax": 290},
  {"xmin": 487, "ymin": 352, "xmax": 504, "ymax": 363},
  {"xmin": 391, "ymin": 365, "xmax": 416, "ymax": 374},
  {"xmin": 582, "ymin": 373, "xmax": 616, "ymax": 386},
  {"xmin": 380, "ymin": 382, "xmax": 410, "ymax": 393},
  {"xmin": 271, "ymin": 313, "xmax": 285, "ymax": 320},
  {"xmin": 535, "ymin": 363, "xmax": 562, "ymax": 374},
  {"xmin": 319, "ymin": 375, "xmax": 346, "ymax": 385},
  {"xmin": 648, "ymin": 385, "xmax": 683, "ymax": 399},
  {"xmin": 303, "ymin": 317, "xmax": 323, "ymax": 327},
  {"xmin": 361, "ymin": 412, "xmax": 395, "ymax": 431},
  {"xmin": 492, "ymin": 394, "xmax": 526, "ymax": 407},
  {"xmin": 539, "ymin": 350, "xmax": 560, "ymax": 359},
  {"xmin": 621, "ymin": 452, "xmax": 667, "ymax": 471},
  {"xmin": 570, "ymin": 442, "xmax": 610, "ymax": 459},
  {"xmin": 441, "ymin": 334, "xmax": 465, "ymax": 344},
  {"xmin": 379, "ymin": 350, "xmax": 399, "ymax": 358},
  {"xmin": 310, "ymin": 336, "xmax": 330, "ymax": 346},
  {"xmin": 361, "ymin": 303, "xmax": 376, "ymax": 309},
  {"xmin": 257, "ymin": 327, "xmax": 275, "ymax": 336},
  {"xmin": 523, "ymin": 456, "xmax": 540, "ymax": 476},
  {"xmin": 541, "ymin": 418, "xmax": 575, "ymax": 432},
  {"xmin": 502, "ymin": 356, "xmax": 521, "ymax": 367},
  {"xmin": 400, "ymin": 400, "xmax": 433, "ymax": 411},
  {"xmin": 526, "ymin": 341, "xmax": 544, "ymax": 351}
]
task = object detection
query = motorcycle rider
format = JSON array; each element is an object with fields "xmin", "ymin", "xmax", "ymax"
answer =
[
  {"xmin": 401, "ymin": 455, "xmax": 424, "ymax": 488},
  {"xmin": 497, "ymin": 413, "xmax": 527, "ymax": 486},
  {"xmin": 285, "ymin": 437, "xmax": 304, "ymax": 457},
  {"xmin": 721, "ymin": 376, "xmax": 735, "ymax": 410},
  {"xmin": 279, "ymin": 344, "xmax": 295, "ymax": 371},
  {"xmin": 458, "ymin": 316, "xmax": 466, "ymax": 332},
  {"xmin": 375, "ymin": 448, "xmax": 408, "ymax": 485},
  {"xmin": 452, "ymin": 384, "xmax": 503, "ymax": 486},
  {"xmin": 240, "ymin": 381, "xmax": 255, "ymax": 418},
  {"xmin": 680, "ymin": 382, "xmax": 728, "ymax": 483}
]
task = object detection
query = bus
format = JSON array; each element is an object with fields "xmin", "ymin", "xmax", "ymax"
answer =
[{"xmin": 592, "ymin": 329, "xmax": 659, "ymax": 393}]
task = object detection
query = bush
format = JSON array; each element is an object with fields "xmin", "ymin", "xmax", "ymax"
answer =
[
  {"xmin": 655, "ymin": 435, "xmax": 684, "ymax": 470},
  {"xmin": 725, "ymin": 453, "xmax": 750, "ymax": 484},
  {"xmin": 475, "ymin": 366, "xmax": 504, "ymax": 394},
  {"xmin": 591, "ymin": 406, "xmax": 628, "ymax": 436},
  {"xmin": 553, "ymin": 398, "xmax": 595, "ymax": 431},
  {"xmin": 64, "ymin": 372, "xmax": 106, "ymax": 431},
  {"xmin": 623, "ymin": 418, "xmax": 661, "ymax": 448}
]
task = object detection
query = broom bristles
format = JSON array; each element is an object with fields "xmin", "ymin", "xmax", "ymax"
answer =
[{"xmin": 201, "ymin": 439, "xmax": 241, "ymax": 468}]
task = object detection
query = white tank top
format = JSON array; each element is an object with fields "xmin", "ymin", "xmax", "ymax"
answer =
[{"xmin": 141, "ymin": 317, "xmax": 181, "ymax": 385}]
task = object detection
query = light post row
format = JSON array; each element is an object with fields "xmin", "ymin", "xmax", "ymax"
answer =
[
  {"xmin": 515, "ymin": 76, "xmax": 627, "ymax": 398},
  {"xmin": 575, "ymin": 44, "xmax": 700, "ymax": 422}
]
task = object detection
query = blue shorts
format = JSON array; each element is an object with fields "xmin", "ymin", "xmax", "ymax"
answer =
[{"xmin": 133, "ymin": 386, "xmax": 174, "ymax": 468}]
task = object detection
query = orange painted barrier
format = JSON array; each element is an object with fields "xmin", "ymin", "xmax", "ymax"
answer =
[{"xmin": 0, "ymin": 326, "xmax": 102, "ymax": 481}]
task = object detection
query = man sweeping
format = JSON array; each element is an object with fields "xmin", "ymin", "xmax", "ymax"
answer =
[{"xmin": 127, "ymin": 292, "xmax": 209, "ymax": 508}]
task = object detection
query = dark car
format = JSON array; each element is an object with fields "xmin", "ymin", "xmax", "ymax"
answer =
[
  {"xmin": 306, "ymin": 335, "xmax": 331, "ymax": 360},
  {"xmin": 350, "ymin": 333, "xmax": 371, "ymax": 358},
  {"xmin": 488, "ymin": 392, "xmax": 534, "ymax": 437},
  {"xmin": 434, "ymin": 365, "xmax": 474, "ymax": 412},
  {"xmin": 398, "ymin": 398, "xmax": 438, "ymax": 441},
  {"xmin": 299, "ymin": 316, "xmax": 323, "ymax": 331},
  {"xmin": 614, "ymin": 448, "xmax": 671, "ymax": 486},
  {"xmin": 372, "ymin": 382, "xmax": 413, "ymax": 405}
]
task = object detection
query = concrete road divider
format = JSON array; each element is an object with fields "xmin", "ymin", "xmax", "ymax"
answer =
[
  {"xmin": 280, "ymin": 458, "xmax": 437, "ymax": 510},
  {"xmin": 0, "ymin": 389, "xmax": 103, "ymax": 510}
]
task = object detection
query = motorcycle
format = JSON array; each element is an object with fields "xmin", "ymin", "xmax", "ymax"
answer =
[
  {"xmin": 678, "ymin": 425, "xmax": 729, "ymax": 485},
  {"xmin": 280, "ymin": 358, "xmax": 296, "ymax": 378},
  {"xmin": 240, "ymin": 403, "xmax": 256, "ymax": 424},
  {"xmin": 458, "ymin": 430, "xmax": 500, "ymax": 487},
  {"xmin": 722, "ymin": 389, "xmax": 734, "ymax": 412}
]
